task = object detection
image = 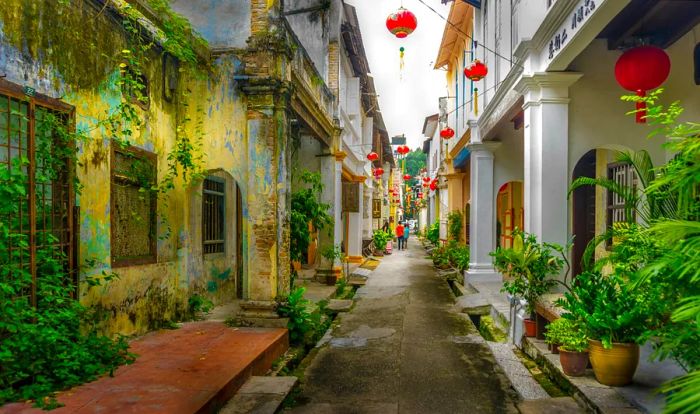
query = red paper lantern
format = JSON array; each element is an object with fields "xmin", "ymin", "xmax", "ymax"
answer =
[
  {"xmin": 614, "ymin": 46, "xmax": 671, "ymax": 123},
  {"xmin": 440, "ymin": 127, "xmax": 455, "ymax": 140},
  {"xmin": 396, "ymin": 145, "xmax": 410, "ymax": 155},
  {"xmin": 403, "ymin": 174, "xmax": 411, "ymax": 180},
  {"xmin": 422, "ymin": 183, "xmax": 429, "ymax": 188},
  {"xmin": 366, "ymin": 151, "xmax": 379, "ymax": 162},
  {"xmin": 386, "ymin": 8, "xmax": 417, "ymax": 39},
  {"xmin": 422, "ymin": 176, "xmax": 431, "ymax": 183},
  {"xmin": 429, "ymin": 182, "xmax": 437, "ymax": 191},
  {"xmin": 373, "ymin": 168, "xmax": 384, "ymax": 177},
  {"xmin": 464, "ymin": 59, "xmax": 488, "ymax": 81},
  {"xmin": 388, "ymin": 189, "xmax": 394, "ymax": 194}
]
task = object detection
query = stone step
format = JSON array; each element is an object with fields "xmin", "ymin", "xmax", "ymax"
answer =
[
  {"xmin": 219, "ymin": 376, "xmax": 298, "ymax": 414},
  {"xmin": 517, "ymin": 397, "xmax": 586, "ymax": 414}
]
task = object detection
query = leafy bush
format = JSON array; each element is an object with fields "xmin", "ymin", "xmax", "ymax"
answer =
[
  {"xmin": 372, "ymin": 230, "xmax": 390, "ymax": 252},
  {"xmin": 447, "ymin": 242, "xmax": 470, "ymax": 272},
  {"xmin": 544, "ymin": 318, "xmax": 588, "ymax": 353},
  {"xmin": 188, "ymin": 294, "xmax": 214, "ymax": 318},
  {"xmin": 276, "ymin": 287, "xmax": 321, "ymax": 346},
  {"xmin": 426, "ymin": 221, "xmax": 440, "ymax": 246},
  {"xmin": 0, "ymin": 158, "xmax": 133, "ymax": 408},
  {"xmin": 320, "ymin": 244, "xmax": 343, "ymax": 269},
  {"xmin": 430, "ymin": 246, "xmax": 450, "ymax": 268},
  {"xmin": 490, "ymin": 230, "xmax": 563, "ymax": 318},
  {"xmin": 447, "ymin": 210, "xmax": 463, "ymax": 242},
  {"xmin": 290, "ymin": 171, "xmax": 333, "ymax": 265}
]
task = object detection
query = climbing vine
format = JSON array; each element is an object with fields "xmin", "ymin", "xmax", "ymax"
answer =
[{"xmin": 0, "ymin": 0, "xmax": 212, "ymax": 407}]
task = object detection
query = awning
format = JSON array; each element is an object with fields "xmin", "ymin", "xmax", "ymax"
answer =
[{"xmin": 452, "ymin": 147, "xmax": 471, "ymax": 170}]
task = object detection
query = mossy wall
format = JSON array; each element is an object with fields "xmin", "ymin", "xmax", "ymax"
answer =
[{"xmin": 0, "ymin": 0, "xmax": 253, "ymax": 336}]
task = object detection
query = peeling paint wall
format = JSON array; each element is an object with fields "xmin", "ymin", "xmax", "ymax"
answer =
[{"xmin": 0, "ymin": 0, "xmax": 253, "ymax": 336}]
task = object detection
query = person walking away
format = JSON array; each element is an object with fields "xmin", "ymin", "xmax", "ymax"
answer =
[
  {"xmin": 403, "ymin": 224, "xmax": 410, "ymax": 249},
  {"xmin": 396, "ymin": 222, "xmax": 405, "ymax": 250}
]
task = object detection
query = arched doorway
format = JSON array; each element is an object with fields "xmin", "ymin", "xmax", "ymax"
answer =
[
  {"xmin": 191, "ymin": 169, "xmax": 244, "ymax": 300},
  {"xmin": 496, "ymin": 181, "xmax": 524, "ymax": 249},
  {"xmin": 571, "ymin": 150, "xmax": 597, "ymax": 277}
]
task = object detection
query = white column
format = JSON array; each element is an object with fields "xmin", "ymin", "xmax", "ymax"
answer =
[
  {"xmin": 515, "ymin": 72, "xmax": 581, "ymax": 247},
  {"xmin": 466, "ymin": 137, "xmax": 501, "ymax": 276},
  {"xmin": 347, "ymin": 180, "xmax": 364, "ymax": 262},
  {"xmin": 320, "ymin": 153, "xmax": 344, "ymax": 269}
]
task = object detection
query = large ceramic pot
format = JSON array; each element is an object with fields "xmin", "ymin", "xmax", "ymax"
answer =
[
  {"xmin": 523, "ymin": 319, "xmax": 537, "ymax": 337},
  {"xmin": 588, "ymin": 339, "xmax": 639, "ymax": 386},
  {"xmin": 559, "ymin": 349, "xmax": 588, "ymax": 377}
]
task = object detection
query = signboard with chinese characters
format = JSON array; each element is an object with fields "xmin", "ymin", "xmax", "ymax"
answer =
[
  {"xmin": 545, "ymin": 0, "xmax": 603, "ymax": 65},
  {"xmin": 342, "ymin": 182, "xmax": 359, "ymax": 213},
  {"xmin": 372, "ymin": 198, "xmax": 382, "ymax": 219}
]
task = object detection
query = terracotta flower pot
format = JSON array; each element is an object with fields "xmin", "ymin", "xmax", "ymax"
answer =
[
  {"xmin": 523, "ymin": 319, "xmax": 537, "ymax": 337},
  {"xmin": 588, "ymin": 339, "xmax": 639, "ymax": 386},
  {"xmin": 559, "ymin": 349, "xmax": 588, "ymax": 377},
  {"xmin": 551, "ymin": 343, "xmax": 560, "ymax": 354}
]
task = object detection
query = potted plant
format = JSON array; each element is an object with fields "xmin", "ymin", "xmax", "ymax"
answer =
[
  {"xmin": 558, "ymin": 270, "xmax": 648, "ymax": 386},
  {"xmin": 372, "ymin": 230, "xmax": 389, "ymax": 256},
  {"xmin": 320, "ymin": 244, "xmax": 344, "ymax": 285},
  {"xmin": 491, "ymin": 230, "xmax": 562, "ymax": 337},
  {"xmin": 545, "ymin": 317, "xmax": 589, "ymax": 376}
]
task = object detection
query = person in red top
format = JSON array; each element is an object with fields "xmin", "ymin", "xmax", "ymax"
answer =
[{"xmin": 396, "ymin": 223, "xmax": 405, "ymax": 250}]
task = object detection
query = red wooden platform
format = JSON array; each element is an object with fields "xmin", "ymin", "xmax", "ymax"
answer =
[{"xmin": 1, "ymin": 322, "xmax": 288, "ymax": 414}]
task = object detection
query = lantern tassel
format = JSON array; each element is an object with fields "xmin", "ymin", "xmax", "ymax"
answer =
[
  {"xmin": 474, "ymin": 87, "xmax": 479, "ymax": 116},
  {"xmin": 399, "ymin": 47, "xmax": 405, "ymax": 81},
  {"xmin": 636, "ymin": 89, "xmax": 646, "ymax": 124}
]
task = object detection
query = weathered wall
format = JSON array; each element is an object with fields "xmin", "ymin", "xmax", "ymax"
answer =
[
  {"xmin": 170, "ymin": 0, "xmax": 251, "ymax": 50},
  {"xmin": 284, "ymin": 0, "xmax": 329, "ymax": 81},
  {"xmin": 0, "ymin": 0, "xmax": 251, "ymax": 335}
]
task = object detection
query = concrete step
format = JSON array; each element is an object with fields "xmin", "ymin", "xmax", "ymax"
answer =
[
  {"xmin": 517, "ymin": 397, "xmax": 586, "ymax": 414},
  {"xmin": 219, "ymin": 376, "xmax": 297, "ymax": 414}
]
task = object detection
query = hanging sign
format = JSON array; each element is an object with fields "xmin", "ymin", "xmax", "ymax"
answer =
[{"xmin": 544, "ymin": 0, "xmax": 604, "ymax": 65}]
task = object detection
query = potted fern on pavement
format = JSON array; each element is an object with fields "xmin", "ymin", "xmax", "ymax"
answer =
[
  {"xmin": 545, "ymin": 317, "xmax": 589, "ymax": 377},
  {"xmin": 491, "ymin": 230, "xmax": 563, "ymax": 338}
]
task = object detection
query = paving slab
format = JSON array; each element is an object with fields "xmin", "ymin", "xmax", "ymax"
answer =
[
  {"xmin": 486, "ymin": 342, "xmax": 550, "ymax": 401},
  {"xmin": 219, "ymin": 376, "xmax": 297, "ymax": 414},
  {"xmin": 517, "ymin": 397, "xmax": 585, "ymax": 414},
  {"xmin": 327, "ymin": 299, "xmax": 353, "ymax": 312},
  {"xmin": 1, "ymin": 322, "xmax": 288, "ymax": 414}
]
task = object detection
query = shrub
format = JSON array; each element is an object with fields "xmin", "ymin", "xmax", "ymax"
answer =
[
  {"xmin": 276, "ymin": 287, "xmax": 321, "ymax": 346},
  {"xmin": 426, "ymin": 221, "xmax": 440, "ymax": 246},
  {"xmin": 447, "ymin": 210, "xmax": 463, "ymax": 242},
  {"xmin": 448, "ymin": 242, "xmax": 470, "ymax": 272},
  {"xmin": 372, "ymin": 230, "xmax": 390, "ymax": 252},
  {"xmin": 544, "ymin": 318, "xmax": 588, "ymax": 353}
]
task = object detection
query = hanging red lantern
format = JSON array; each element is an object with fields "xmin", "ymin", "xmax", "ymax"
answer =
[
  {"xmin": 429, "ymin": 181, "xmax": 437, "ymax": 191},
  {"xmin": 422, "ymin": 182, "xmax": 429, "ymax": 188},
  {"xmin": 422, "ymin": 176, "xmax": 431, "ymax": 183},
  {"xmin": 386, "ymin": 8, "xmax": 417, "ymax": 39},
  {"xmin": 614, "ymin": 46, "xmax": 671, "ymax": 123},
  {"xmin": 396, "ymin": 145, "xmax": 410, "ymax": 155},
  {"xmin": 366, "ymin": 151, "xmax": 379, "ymax": 162},
  {"xmin": 373, "ymin": 167, "xmax": 384, "ymax": 177},
  {"xmin": 440, "ymin": 127, "xmax": 455, "ymax": 140},
  {"xmin": 403, "ymin": 174, "xmax": 411, "ymax": 180},
  {"xmin": 388, "ymin": 189, "xmax": 394, "ymax": 195},
  {"xmin": 464, "ymin": 59, "xmax": 488, "ymax": 81}
]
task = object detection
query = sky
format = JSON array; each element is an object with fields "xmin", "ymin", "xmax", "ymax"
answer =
[{"xmin": 346, "ymin": 0, "xmax": 451, "ymax": 150}]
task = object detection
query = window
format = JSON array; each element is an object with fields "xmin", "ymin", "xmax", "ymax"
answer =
[
  {"xmin": 607, "ymin": 162, "xmax": 637, "ymax": 245},
  {"xmin": 111, "ymin": 144, "xmax": 157, "ymax": 266},
  {"xmin": 0, "ymin": 81, "xmax": 76, "ymax": 305},
  {"xmin": 202, "ymin": 176, "xmax": 225, "ymax": 254}
]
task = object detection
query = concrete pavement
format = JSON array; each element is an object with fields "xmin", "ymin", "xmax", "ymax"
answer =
[{"xmin": 287, "ymin": 237, "xmax": 519, "ymax": 414}]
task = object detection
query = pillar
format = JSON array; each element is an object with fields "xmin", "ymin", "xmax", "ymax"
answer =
[
  {"xmin": 515, "ymin": 72, "xmax": 582, "ymax": 248},
  {"xmin": 467, "ymin": 119, "xmax": 501, "ymax": 276},
  {"xmin": 319, "ymin": 150, "xmax": 344, "ymax": 275},
  {"xmin": 239, "ymin": 0, "xmax": 291, "ymax": 322},
  {"xmin": 346, "ymin": 177, "xmax": 365, "ymax": 263}
]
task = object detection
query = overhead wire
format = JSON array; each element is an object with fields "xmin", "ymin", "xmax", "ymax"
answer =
[{"xmin": 414, "ymin": 0, "xmax": 523, "ymax": 69}]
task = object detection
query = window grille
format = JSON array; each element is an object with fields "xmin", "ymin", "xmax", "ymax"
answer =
[
  {"xmin": 0, "ymin": 83, "xmax": 76, "ymax": 306},
  {"xmin": 111, "ymin": 145, "xmax": 157, "ymax": 266},
  {"xmin": 607, "ymin": 162, "xmax": 637, "ymax": 244},
  {"xmin": 203, "ymin": 177, "xmax": 225, "ymax": 254}
]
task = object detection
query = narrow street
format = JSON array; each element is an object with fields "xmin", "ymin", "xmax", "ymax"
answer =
[{"xmin": 289, "ymin": 238, "xmax": 518, "ymax": 414}]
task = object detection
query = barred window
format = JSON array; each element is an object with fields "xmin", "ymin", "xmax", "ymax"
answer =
[
  {"xmin": 111, "ymin": 145, "xmax": 157, "ymax": 266},
  {"xmin": 607, "ymin": 162, "xmax": 637, "ymax": 245},
  {"xmin": 203, "ymin": 177, "xmax": 225, "ymax": 254},
  {"xmin": 0, "ymin": 82, "xmax": 76, "ymax": 305}
]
